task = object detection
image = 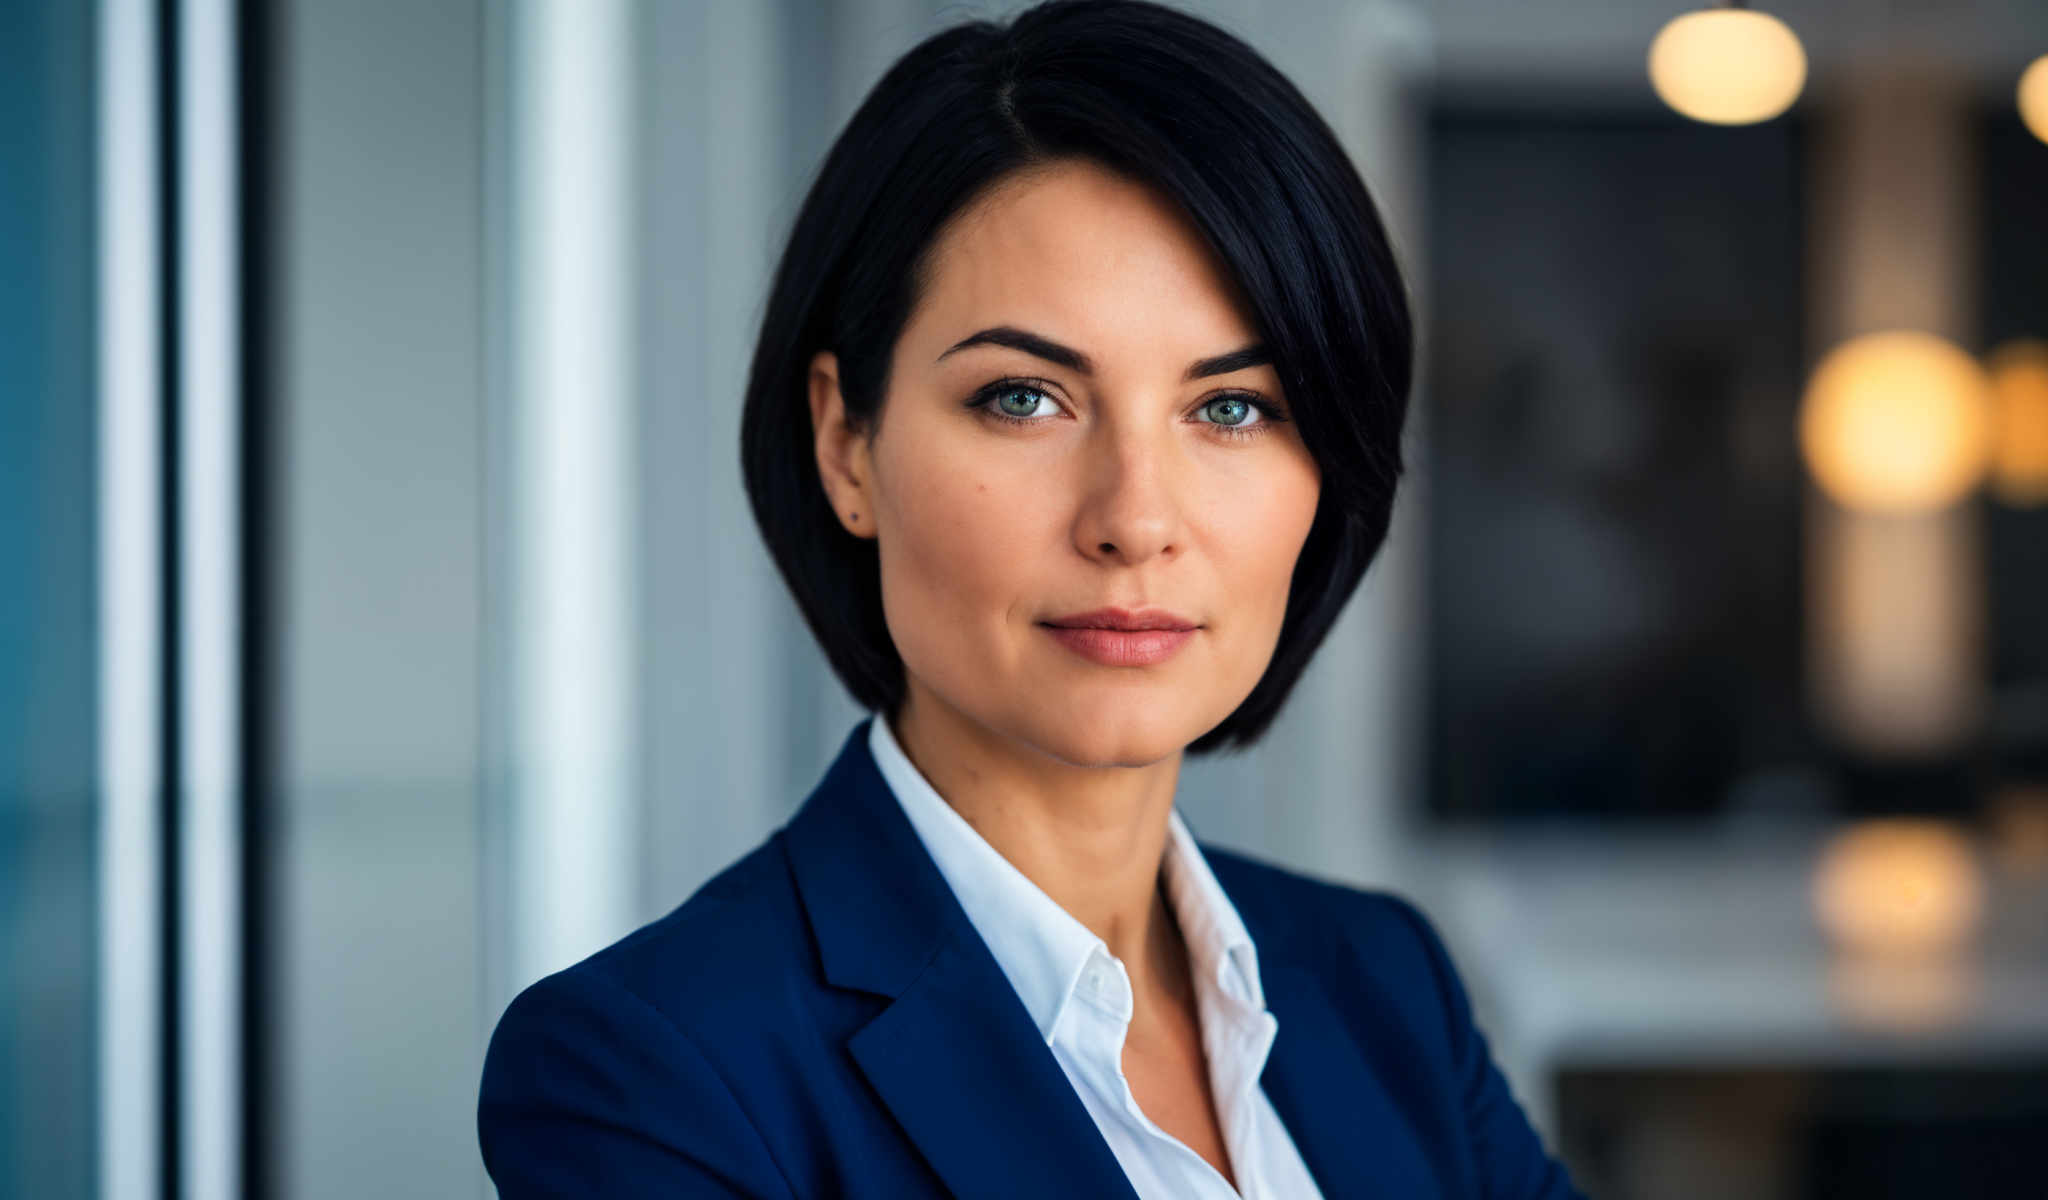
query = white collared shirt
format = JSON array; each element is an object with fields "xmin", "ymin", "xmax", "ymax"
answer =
[{"xmin": 868, "ymin": 715, "xmax": 1326, "ymax": 1200}]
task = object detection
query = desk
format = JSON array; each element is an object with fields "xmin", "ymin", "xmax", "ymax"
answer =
[{"xmin": 1401, "ymin": 820, "xmax": 2048, "ymax": 1199}]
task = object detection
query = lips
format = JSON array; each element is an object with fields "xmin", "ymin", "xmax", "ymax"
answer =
[
  {"xmin": 1040, "ymin": 606, "xmax": 1199, "ymax": 632},
  {"xmin": 1038, "ymin": 607, "xmax": 1201, "ymax": 667}
]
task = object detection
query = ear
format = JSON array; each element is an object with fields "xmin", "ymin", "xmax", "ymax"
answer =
[{"xmin": 808, "ymin": 349, "xmax": 876, "ymax": 539}]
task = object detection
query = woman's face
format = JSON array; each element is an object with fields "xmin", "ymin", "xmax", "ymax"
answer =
[{"xmin": 811, "ymin": 159, "xmax": 1321, "ymax": 768}]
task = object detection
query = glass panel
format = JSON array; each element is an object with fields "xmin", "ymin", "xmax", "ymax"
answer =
[{"xmin": 0, "ymin": 1, "xmax": 100, "ymax": 1196}]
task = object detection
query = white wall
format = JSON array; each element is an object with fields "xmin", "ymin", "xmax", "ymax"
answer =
[{"xmin": 274, "ymin": 2, "xmax": 488, "ymax": 1196}]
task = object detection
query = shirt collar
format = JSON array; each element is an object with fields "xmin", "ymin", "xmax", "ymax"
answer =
[
  {"xmin": 866, "ymin": 713, "xmax": 1267, "ymax": 1042},
  {"xmin": 1160, "ymin": 791, "xmax": 1267, "ymax": 1013}
]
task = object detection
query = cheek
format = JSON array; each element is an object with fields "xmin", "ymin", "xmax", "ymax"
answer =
[
  {"xmin": 1218, "ymin": 451, "xmax": 1321, "ymax": 627},
  {"xmin": 873, "ymin": 426, "xmax": 1046, "ymax": 667}
]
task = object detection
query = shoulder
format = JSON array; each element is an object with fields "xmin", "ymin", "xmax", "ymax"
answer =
[
  {"xmin": 1192, "ymin": 856, "xmax": 1586, "ymax": 1198},
  {"xmin": 482, "ymin": 829, "xmax": 819, "ymax": 1081},
  {"xmin": 476, "ymin": 835, "xmax": 809, "ymax": 1196}
]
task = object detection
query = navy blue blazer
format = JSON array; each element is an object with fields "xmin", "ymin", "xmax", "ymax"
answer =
[{"xmin": 478, "ymin": 717, "xmax": 1585, "ymax": 1198}]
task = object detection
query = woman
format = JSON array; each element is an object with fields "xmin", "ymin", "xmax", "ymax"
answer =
[{"xmin": 479, "ymin": 2, "xmax": 1584, "ymax": 1197}]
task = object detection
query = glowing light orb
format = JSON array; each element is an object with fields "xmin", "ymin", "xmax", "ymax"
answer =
[
  {"xmin": 1648, "ymin": 9, "xmax": 1807, "ymax": 125},
  {"xmin": 2019, "ymin": 55, "xmax": 2048, "ymax": 145},
  {"xmin": 1813, "ymin": 818, "xmax": 1983, "ymax": 957},
  {"xmin": 1986, "ymin": 339, "xmax": 2048, "ymax": 507},
  {"xmin": 1799, "ymin": 331, "xmax": 1992, "ymax": 513}
]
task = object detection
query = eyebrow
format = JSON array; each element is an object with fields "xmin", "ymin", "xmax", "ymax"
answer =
[{"xmin": 935, "ymin": 325, "xmax": 1272, "ymax": 382}]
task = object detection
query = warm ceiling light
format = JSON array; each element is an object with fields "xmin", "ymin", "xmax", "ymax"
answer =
[
  {"xmin": 1799, "ymin": 330, "xmax": 1993, "ymax": 513},
  {"xmin": 1987, "ymin": 339, "xmax": 2048, "ymax": 507},
  {"xmin": 2021, "ymin": 55, "xmax": 2048, "ymax": 145},
  {"xmin": 1648, "ymin": 4, "xmax": 1807, "ymax": 125}
]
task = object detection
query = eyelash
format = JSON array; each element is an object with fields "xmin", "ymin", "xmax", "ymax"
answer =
[{"xmin": 964, "ymin": 377, "xmax": 1290, "ymax": 441}]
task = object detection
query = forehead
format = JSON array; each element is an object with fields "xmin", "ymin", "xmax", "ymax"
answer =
[{"xmin": 910, "ymin": 160, "xmax": 1261, "ymax": 360}]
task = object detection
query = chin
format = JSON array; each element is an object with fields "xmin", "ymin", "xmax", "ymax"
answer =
[{"xmin": 1018, "ymin": 698, "xmax": 1209, "ymax": 769}]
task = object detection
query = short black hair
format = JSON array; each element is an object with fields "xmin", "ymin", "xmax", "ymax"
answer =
[{"xmin": 740, "ymin": 0, "xmax": 1412, "ymax": 755}]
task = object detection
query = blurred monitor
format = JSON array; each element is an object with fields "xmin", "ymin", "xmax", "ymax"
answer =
[
  {"xmin": 1421, "ymin": 97, "xmax": 2048, "ymax": 824},
  {"xmin": 1422, "ymin": 99, "xmax": 1811, "ymax": 822}
]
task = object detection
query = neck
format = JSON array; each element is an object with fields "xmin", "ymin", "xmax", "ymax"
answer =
[{"xmin": 889, "ymin": 686, "xmax": 1186, "ymax": 999}]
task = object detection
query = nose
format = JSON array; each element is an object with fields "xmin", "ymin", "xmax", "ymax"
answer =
[{"xmin": 1069, "ymin": 423, "xmax": 1186, "ymax": 567}]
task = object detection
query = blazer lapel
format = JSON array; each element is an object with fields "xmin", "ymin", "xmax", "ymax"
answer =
[
  {"xmin": 784, "ymin": 718, "xmax": 1139, "ymax": 1200},
  {"xmin": 1260, "ymin": 961, "xmax": 1447, "ymax": 1200},
  {"xmin": 848, "ymin": 942, "xmax": 1141, "ymax": 1200}
]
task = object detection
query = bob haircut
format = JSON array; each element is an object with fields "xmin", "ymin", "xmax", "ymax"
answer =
[{"xmin": 741, "ymin": 0, "xmax": 1412, "ymax": 755}]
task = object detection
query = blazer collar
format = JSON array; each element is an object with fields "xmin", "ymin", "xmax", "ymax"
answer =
[
  {"xmin": 781, "ymin": 717, "xmax": 1431, "ymax": 1200},
  {"xmin": 784, "ymin": 717, "xmax": 1139, "ymax": 1199}
]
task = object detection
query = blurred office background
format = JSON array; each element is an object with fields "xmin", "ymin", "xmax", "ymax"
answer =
[{"xmin": 5, "ymin": 0, "xmax": 2048, "ymax": 1196}]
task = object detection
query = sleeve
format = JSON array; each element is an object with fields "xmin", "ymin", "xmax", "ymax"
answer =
[
  {"xmin": 1383, "ymin": 894, "xmax": 1588, "ymax": 1200},
  {"xmin": 477, "ymin": 965, "xmax": 797, "ymax": 1199}
]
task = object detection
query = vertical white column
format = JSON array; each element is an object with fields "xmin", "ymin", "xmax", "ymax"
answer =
[
  {"xmin": 178, "ymin": 0, "xmax": 243, "ymax": 1196},
  {"xmin": 98, "ymin": 0, "xmax": 164, "ymax": 1196},
  {"xmin": 508, "ymin": 0, "xmax": 640, "ymax": 985}
]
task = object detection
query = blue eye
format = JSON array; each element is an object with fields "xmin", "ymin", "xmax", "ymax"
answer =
[
  {"xmin": 1202, "ymin": 395, "xmax": 1254, "ymax": 427},
  {"xmin": 963, "ymin": 379, "xmax": 1068, "ymax": 427},
  {"xmin": 1194, "ymin": 392, "xmax": 1289, "ymax": 440},
  {"xmin": 992, "ymin": 384, "xmax": 1057, "ymax": 419}
]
